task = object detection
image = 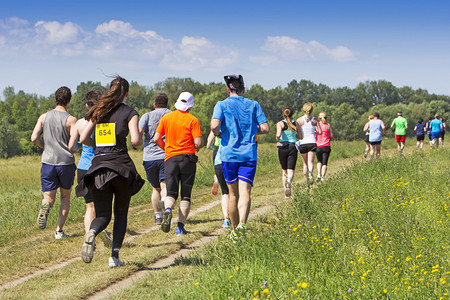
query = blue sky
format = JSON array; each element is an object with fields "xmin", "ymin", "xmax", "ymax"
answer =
[{"xmin": 1, "ymin": 0, "xmax": 449, "ymax": 98}]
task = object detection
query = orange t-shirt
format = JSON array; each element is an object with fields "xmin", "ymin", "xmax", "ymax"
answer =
[{"xmin": 156, "ymin": 110, "xmax": 202, "ymax": 161}]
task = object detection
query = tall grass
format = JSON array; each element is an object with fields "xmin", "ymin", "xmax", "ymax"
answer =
[{"xmin": 129, "ymin": 147, "xmax": 449, "ymax": 299}]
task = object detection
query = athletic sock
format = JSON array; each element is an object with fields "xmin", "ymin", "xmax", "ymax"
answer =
[
  {"xmin": 155, "ymin": 211, "xmax": 162, "ymax": 218},
  {"xmin": 177, "ymin": 222, "xmax": 184, "ymax": 229},
  {"xmin": 165, "ymin": 207, "xmax": 172, "ymax": 214},
  {"xmin": 111, "ymin": 248, "xmax": 120, "ymax": 259}
]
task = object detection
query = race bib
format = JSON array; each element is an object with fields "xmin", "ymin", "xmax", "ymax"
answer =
[{"xmin": 95, "ymin": 123, "xmax": 116, "ymax": 147}]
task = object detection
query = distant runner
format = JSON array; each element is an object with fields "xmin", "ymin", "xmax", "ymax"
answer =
[
  {"xmin": 316, "ymin": 112, "xmax": 333, "ymax": 182},
  {"xmin": 391, "ymin": 111, "xmax": 408, "ymax": 154},
  {"xmin": 429, "ymin": 114, "xmax": 443, "ymax": 148},
  {"xmin": 363, "ymin": 115, "xmax": 373, "ymax": 158},
  {"xmin": 414, "ymin": 118, "xmax": 426, "ymax": 150},
  {"xmin": 364, "ymin": 112, "xmax": 386, "ymax": 159}
]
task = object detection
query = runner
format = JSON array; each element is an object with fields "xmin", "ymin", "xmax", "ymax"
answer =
[
  {"xmin": 426, "ymin": 116, "xmax": 433, "ymax": 148},
  {"xmin": 154, "ymin": 92, "xmax": 202, "ymax": 236},
  {"xmin": 363, "ymin": 115, "xmax": 373, "ymax": 158},
  {"xmin": 414, "ymin": 118, "xmax": 426, "ymax": 150},
  {"xmin": 207, "ymin": 131, "xmax": 231, "ymax": 228},
  {"xmin": 275, "ymin": 108, "xmax": 301, "ymax": 198},
  {"xmin": 429, "ymin": 114, "xmax": 443, "ymax": 148},
  {"xmin": 211, "ymin": 74, "xmax": 269, "ymax": 242},
  {"xmin": 363, "ymin": 112, "xmax": 386, "ymax": 159},
  {"xmin": 296, "ymin": 102, "xmax": 322, "ymax": 185},
  {"xmin": 31, "ymin": 86, "xmax": 77, "ymax": 239},
  {"xmin": 68, "ymin": 90, "xmax": 112, "ymax": 246},
  {"xmin": 391, "ymin": 111, "xmax": 408, "ymax": 154},
  {"xmin": 139, "ymin": 93, "xmax": 171, "ymax": 225},
  {"xmin": 77, "ymin": 77, "xmax": 145, "ymax": 268},
  {"xmin": 316, "ymin": 112, "xmax": 333, "ymax": 182},
  {"xmin": 439, "ymin": 117, "xmax": 446, "ymax": 146}
]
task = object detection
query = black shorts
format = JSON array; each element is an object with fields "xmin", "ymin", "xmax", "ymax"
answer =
[
  {"xmin": 364, "ymin": 135, "xmax": 369, "ymax": 143},
  {"xmin": 214, "ymin": 164, "xmax": 229, "ymax": 195},
  {"xmin": 416, "ymin": 134, "xmax": 425, "ymax": 141},
  {"xmin": 77, "ymin": 169, "xmax": 94, "ymax": 203},
  {"xmin": 370, "ymin": 141, "xmax": 381, "ymax": 145},
  {"xmin": 316, "ymin": 146, "xmax": 331, "ymax": 165},
  {"xmin": 278, "ymin": 143, "xmax": 298, "ymax": 170},
  {"xmin": 164, "ymin": 154, "xmax": 197, "ymax": 201},
  {"xmin": 298, "ymin": 143, "xmax": 317, "ymax": 154},
  {"xmin": 441, "ymin": 131, "xmax": 445, "ymax": 140}
]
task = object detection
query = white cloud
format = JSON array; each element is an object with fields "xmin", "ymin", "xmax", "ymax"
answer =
[
  {"xmin": 249, "ymin": 55, "xmax": 280, "ymax": 66},
  {"xmin": 260, "ymin": 36, "xmax": 356, "ymax": 63},
  {"xmin": 34, "ymin": 21, "xmax": 82, "ymax": 44},
  {"xmin": 161, "ymin": 36, "xmax": 238, "ymax": 71}
]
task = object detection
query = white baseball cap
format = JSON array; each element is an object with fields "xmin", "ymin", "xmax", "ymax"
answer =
[{"xmin": 175, "ymin": 92, "xmax": 194, "ymax": 112}]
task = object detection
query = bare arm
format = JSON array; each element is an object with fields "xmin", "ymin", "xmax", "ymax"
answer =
[
  {"xmin": 211, "ymin": 118, "xmax": 221, "ymax": 136},
  {"xmin": 206, "ymin": 131, "xmax": 215, "ymax": 149},
  {"xmin": 381, "ymin": 120, "xmax": 387, "ymax": 136},
  {"xmin": 414, "ymin": 125, "xmax": 417, "ymax": 132},
  {"xmin": 258, "ymin": 122, "xmax": 269, "ymax": 134},
  {"xmin": 154, "ymin": 132, "xmax": 164, "ymax": 150},
  {"xmin": 275, "ymin": 122, "xmax": 283, "ymax": 141},
  {"xmin": 328, "ymin": 124, "xmax": 333, "ymax": 139},
  {"xmin": 128, "ymin": 115, "xmax": 142, "ymax": 149},
  {"xmin": 68, "ymin": 119, "xmax": 82, "ymax": 152},
  {"xmin": 30, "ymin": 114, "xmax": 45, "ymax": 149},
  {"xmin": 363, "ymin": 121, "xmax": 369, "ymax": 132},
  {"xmin": 80, "ymin": 121, "xmax": 95, "ymax": 146},
  {"xmin": 194, "ymin": 136, "xmax": 203, "ymax": 152},
  {"xmin": 296, "ymin": 121, "xmax": 303, "ymax": 140},
  {"xmin": 313, "ymin": 119, "xmax": 322, "ymax": 135}
]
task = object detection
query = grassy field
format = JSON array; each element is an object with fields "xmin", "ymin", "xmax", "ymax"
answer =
[
  {"xmin": 113, "ymin": 146, "xmax": 449, "ymax": 299},
  {"xmin": 0, "ymin": 138, "xmax": 446, "ymax": 299}
]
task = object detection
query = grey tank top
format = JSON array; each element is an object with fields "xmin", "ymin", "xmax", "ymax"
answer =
[{"xmin": 42, "ymin": 110, "xmax": 75, "ymax": 165}]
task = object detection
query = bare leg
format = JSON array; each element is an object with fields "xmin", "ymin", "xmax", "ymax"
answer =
[
  {"xmin": 57, "ymin": 187, "xmax": 72, "ymax": 232},
  {"xmin": 300, "ymin": 152, "xmax": 309, "ymax": 182},
  {"xmin": 321, "ymin": 165, "xmax": 328, "ymax": 178},
  {"xmin": 375, "ymin": 144, "xmax": 381, "ymax": 158},
  {"xmin": 43, "ymin": 190, "xmax": 57, "ymax": 207},
  {"xmin": 178, "ymin": 200, "xmax": 190, "ymax": 224},
  {"xmin": 317, "ymin": 162, "xmax": 323, "ymax": 178},
  {"xmin": 221, "ymin": 194, "xmax": 229, "ymax": 219},
  {"xmin": 237, "ymin": 180, "xmax": 252, "ymax": 224},
  {"xmin": 307, "ymin": 151, "xmax": 315, "ymax": 179},
  {"xmin": 227, "ymin": 182, "xmax": 239, "ymax": 230},
  {"xmin": 164, "ymin": 196, "xmax": 176, "ymax": 211},
  {"xmin": 152, "ymin": 186, "xmax": 162, "ymax": 213},
  {"xmin": 84, "ymin": 202, "xmax": 95, "ymax": 233}
]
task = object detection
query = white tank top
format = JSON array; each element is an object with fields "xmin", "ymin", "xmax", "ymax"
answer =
[{"xmin": 300, "ymin": 115, "xmax": 316, "ymax": 145}]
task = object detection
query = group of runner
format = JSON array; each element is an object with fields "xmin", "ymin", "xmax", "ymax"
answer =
[
  {"xmin": 274, "ymin": 102, "xmax": 333, "ymax": 197},
  {"xmin": 363, "ymin": 111, "xmax": 446, "ymax": 158},
  {"xmin": 31, "ymin": 74, "xmax": 269, "ymax": 266}
]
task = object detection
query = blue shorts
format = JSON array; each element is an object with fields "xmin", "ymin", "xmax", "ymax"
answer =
[
  {"xmin": 41, "ymin": 163, "xmax": 76, "ymax": 192},
  {"xmin": 222, "ymin": 161, "xmax": 257, "ymax": 186},
  {"xmin": 431, "ymin": 132, "xmax": 441, "ymax": 140},
  {"xmin": 143, "ymin": 159, "xmax": 165, "ymax": 188}
]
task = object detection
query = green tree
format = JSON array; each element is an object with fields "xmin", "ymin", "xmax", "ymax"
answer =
[{"xmin": 0, "ymin": 117, "xmax": 20, "ymax": 158}]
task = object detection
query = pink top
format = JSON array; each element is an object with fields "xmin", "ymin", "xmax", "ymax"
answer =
[{"xmin": 316, "ymin": 122, "xmax": 331, "ymax": 147}]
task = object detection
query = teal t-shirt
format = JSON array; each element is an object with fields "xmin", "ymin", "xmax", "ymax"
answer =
[{"xmin": 392, "ymin": 116, "xmax": 407, "ymax": 135}]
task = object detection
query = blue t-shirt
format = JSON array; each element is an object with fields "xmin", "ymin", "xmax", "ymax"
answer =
[
  {"xmin": 415, "ymin": 123, "xmax": 425, "ymax": 136},
  {"xmin": 430, "ymin": 119, "xmax": 443, "ymax": 133},
  {"xmin": 212, "ymin": 96, "xmax": 268, "ymax": 163},
  {"xmin": 77, "ymin": 144, "xmax": 94, "ymax": 170}
]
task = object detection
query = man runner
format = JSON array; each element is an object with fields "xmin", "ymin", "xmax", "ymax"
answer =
[{"xmin": 391, "ymin": 111, "xmax": 408, "ymax": 154}]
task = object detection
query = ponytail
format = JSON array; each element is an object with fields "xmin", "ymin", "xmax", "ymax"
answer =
[{"xmin": 282, "ymin": 108, "xmax": 296, "ymax": 131}]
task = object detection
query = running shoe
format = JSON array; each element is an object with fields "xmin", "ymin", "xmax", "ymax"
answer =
[
  {"xmin": 161, "ymin": 209, "xmax": 172, "ymax": 233},
  {"xmin": 211, "ymin": 182, "xmax": 218, "ymax": 195},
  {"xmin": 37, "ymin": 202, "xmax": 50, "ymax": 229},
  {"xmin": 222, "ymin": 219, "xmax": 231, "ymax": 228},
  {"xmin": 364, "ymin": 151, "xmax": 368, "ymax": 158},
  {"xmin": 308, "ymin": 176, "xmax": 314, "ymax": 185},
  {"xmin": 316, "ymin": 176, "xmax": 321, "ymax": 182},
  {"xmin": 285, "ymin": 187, "xmax": 291, "ymax": 198},
  {"xmin": 155, "ymin": 215, "xmax": 163, "ymax": 225},
  {"xmin": 236, "ymin": 223, "xmax": 246, "ymax": 237},
  {"xmin": 98, "ymin": 230, "xmax": 112, "ymax": 248},
  {"xmin": 176, "ymin": 226, "xmax": 189, "ymax": 236},
  {"xmin": 108, "ymin": 256, "xmax": 124, "ymax": 268},
  {"xmin": 54, "ymin": 230, "xmax": 69, "ymax": 239},
  {"xmin": 81, "ymin": 231, "xmax": 95, "ymax": 263},
  {"xmin": 321, "ymin": 177, "xmax": 325, "ymax": 182},
  {"xmin": 230, "ymin": 231, "xmax": 238, "ymax": 244}
]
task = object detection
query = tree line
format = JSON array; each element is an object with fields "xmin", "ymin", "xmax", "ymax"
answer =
[{"xmin": 0, "ymin": 77, "xmax": 449, "ymax": 158}]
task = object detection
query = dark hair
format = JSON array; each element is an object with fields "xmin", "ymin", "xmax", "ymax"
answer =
[
  {"xmin": 282, "ymin": 108, "xmax": 296, "ymax": 131},
  {"xmin": 154, "ymin": 93, "xmax": 169, "ymax": 108},
  {"xmin": 373, "ymin": 112, "xmax": 380, "ymax": 118},
  {"xmin": 227, "ymin": 78, "xmax": 244, "ymax": 93},
  {"xmin": 85, "ymin": 77, "xmax": 129, "ymax": 123},
  {"xmin": 55, "ymin": 86, "xmax": 72, "ymax": 106},
  {"xmin": 418, "ymin": 118, "xmax": 423, "ymax": 124},
  {"xmin": 85, "ymin": 90, "xmax": 102, "ymax": 108}
]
